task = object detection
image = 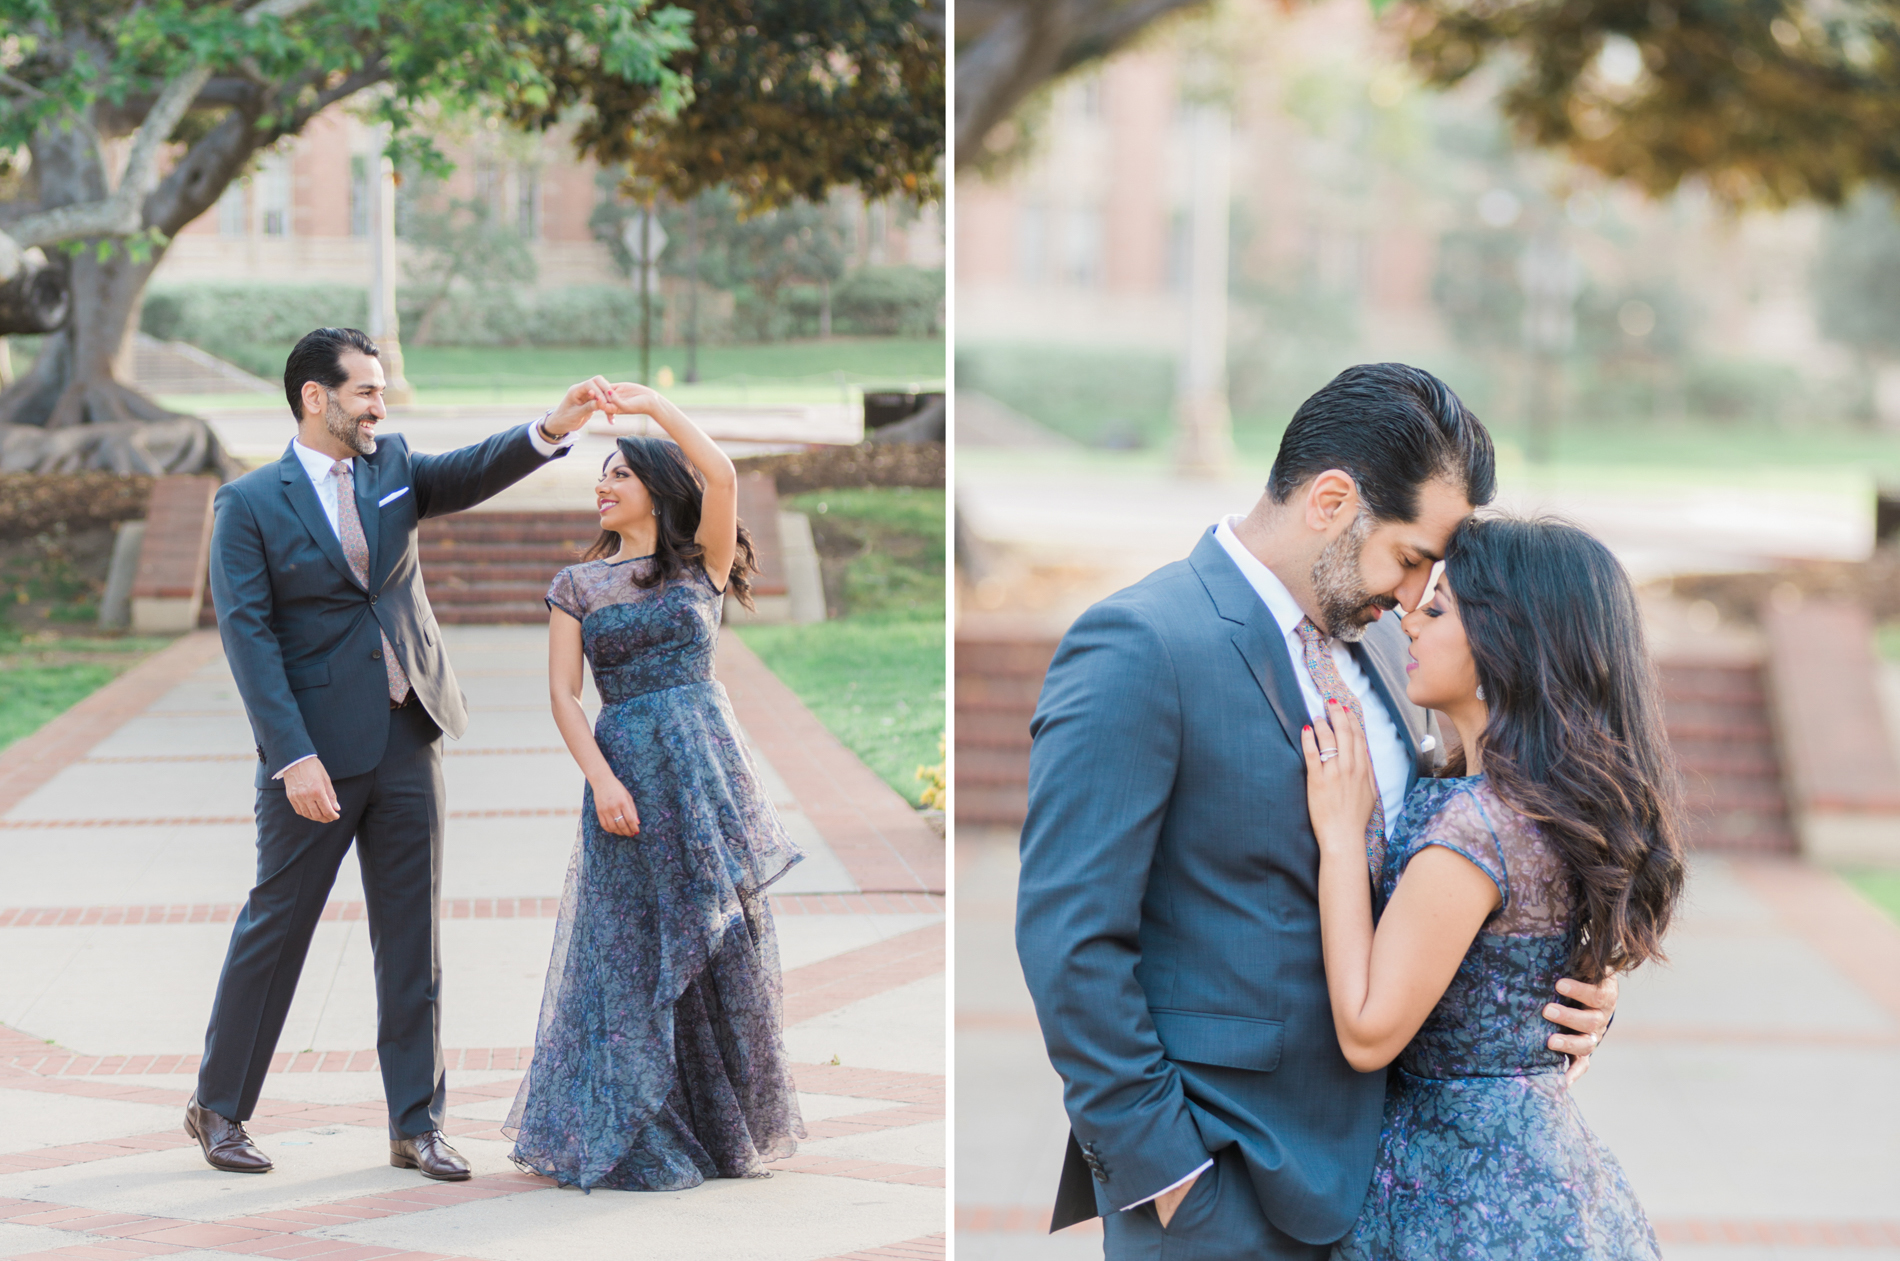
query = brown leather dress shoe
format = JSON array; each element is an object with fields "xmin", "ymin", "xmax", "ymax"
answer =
[
  {"xmin": 184, "ymin": 1096, "xmax": 273, "ymax": 1173},
  {"xmin": 390, "ymin": 1130, "xmax": 471, "ymax": 1181}
]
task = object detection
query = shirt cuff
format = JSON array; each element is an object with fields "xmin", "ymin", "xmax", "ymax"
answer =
[
  {"xmin": 271, "ymin": 753, "xmax": 318, "ymax": 781},
  {"xmin": 1120, "ymin": 1158, "xmax": 1212, "ymax": 1212},
  {"xmin": 526, "ymin": 414, "xmax": 581, "ymax": 456}
]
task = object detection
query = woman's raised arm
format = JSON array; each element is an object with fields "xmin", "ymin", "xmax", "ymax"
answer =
[{"xmin": 602, "ymin": 383, "xmax": 738, "ymax": 588}]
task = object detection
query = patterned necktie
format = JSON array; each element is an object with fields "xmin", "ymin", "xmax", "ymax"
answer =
[
  {"xmin": 331, "ymin": 460, "xmax": 411, "ymax": 705},
  {"xmin": 1295, "ymin": 617, "xmax": 1386, "ymax": 877}
]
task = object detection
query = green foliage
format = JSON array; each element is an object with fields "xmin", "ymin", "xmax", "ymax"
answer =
[
  {"xmin": 735, "ymin": 485, "xmax": 944, "ymax": 804},
  {"xmin": 1817, "ymin": 191, "xmax": 1900, "ymax": 356},
  {"xmin": 957, "ymin": 342, "xmax": 1176, "ymax": 448},
  {"xmin": 784, "ymin": 266, "xmax": 944, "ymax": 337},
  {"xmin": 142, "ymin": 284, "xmax": 369, "ymax": 352},
  {"xmin": 0, "ymin": 662, "xmax": 120, "ymax": 750},
  {"xmin": 514, "ymin": 0, "xmax": 944, "ymax": 210},
  {"xmin": 1433, "ymin": 228, "xmax": 1526, "ymax": 355},
  {"xmin": 1405, "ymin": 0, "xmax": 1900, "ymax": 208},
  {"xmin": 0, "ymin": 0, "xmax": 693, "ymax": 198},
  {"xmin": 0, "ymin": 473, "xmax": 152, "ymax": 541},
  {"xmin": 400, "ymin": 191, "xmax": 538, "ymax": 345},
  {"xmin": 736, "ymin": 619, "xmax": 944, "ymax": 803},
  {"xmin": 1844, "ymin": 870, "xmax": 1900, "ymax": 926}
]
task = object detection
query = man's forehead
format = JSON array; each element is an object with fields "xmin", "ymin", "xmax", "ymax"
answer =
[
  {"xmin": 1380, "ymin": 483, "xmax": 1472, "ymax": 557},
  {"xmin": 339, "ymin": 350, "xmax": 385, "ymax": 387}
]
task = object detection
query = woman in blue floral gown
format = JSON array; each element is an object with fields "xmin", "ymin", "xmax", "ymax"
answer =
[
  {"xmin": 505, "ymin": 382, "xmax": 804, "ymax": 1191},
  {"xmin": 1302, "ymin": 515, "xmax": 1685, "ymax": 1259}
]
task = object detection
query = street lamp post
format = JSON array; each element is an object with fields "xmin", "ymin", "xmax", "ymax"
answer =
[
  {"xmin": 1174, "ymin": 100, "xmax": 1235, "ymax": 479},
  {"xmin": 367, "ymin": 136, "xmax": 413, "ymax": 404}
]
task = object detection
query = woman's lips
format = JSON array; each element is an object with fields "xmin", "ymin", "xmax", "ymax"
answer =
[{"xmin": 1405, "ymin": 661, "xmax": 1418, "ymax": 672}]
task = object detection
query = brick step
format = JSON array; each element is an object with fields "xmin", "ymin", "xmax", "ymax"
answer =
[
  {"xmin": 434, "ymin": 603, "xmax": 550, "ymax": 624},
  {"xmin": 420, "ymin": 560, "xmax": 575, "ymax": 583},
  {"xmin": 425, "ymin": 582, "xmax": 559, "ymax": 604},
  {"xmin": 1675, "ymin": 753, "xmax": 1782, "ymax": 778},
  {"xmin": 420, "ymin": 542, "xmax": 588, "ymax": 562},
  {"xmin": 1662, "ymin": 720, "xmax": 1775, "ymax": 742},
  {"xmin": 955, "ymin": 676, "xmax": 1047, "ymax": 708},
  {"xmin": 1659, "ymin": 670, "xmax": 1766, "ymax": 700},
  {"xmin": 954, "ymin": 783, "xmax": 1030, "ymax": 827},
  {"xmin": 955, "ymin": 710, "xmax": 1034, "ymax": 747},
  {"xmin": 956, "ymin": 747, "xmax": 1038, "ymax": 784},
  {"xmin": 955, "ymin": 640, "xmax": 1060, "ymax": 673}
]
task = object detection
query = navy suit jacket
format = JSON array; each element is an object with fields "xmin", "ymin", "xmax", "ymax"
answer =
[
  {"xmin": 210, "ymin": 427, "xmax": 562, "ymax": 786},
  {"xmin": 1017, "ymin": 529, "xmax": 1440, "ymax": 1246}
]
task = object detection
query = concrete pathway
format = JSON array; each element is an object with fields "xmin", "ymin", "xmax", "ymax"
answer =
[
  {"xmin": 954, "ymin": 829, "xmax": 1900, "ymax": 1261},
  {"xmin": 0, "ymin": 626, "xmax": 943, "ymax": 1261}
]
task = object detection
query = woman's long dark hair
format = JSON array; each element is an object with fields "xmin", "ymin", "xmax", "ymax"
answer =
[
  {"xmin": 1442, "ymin": 514, "xmax": 1685, "ymax": 982},
  {"xmin": 581, "ymin": 436, "xmax": 760, "ymax": 609}
]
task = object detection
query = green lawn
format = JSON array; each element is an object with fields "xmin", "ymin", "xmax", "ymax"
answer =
[
  {"xmin": 0, "ymin": 635, "xmax": 170, "ymax": 751},
  {"xmin": 166, "ymin": 337, "xmax": 945, "ymax": 412},
  {"xmin": 1844, "ymin": 870, "xmax": 1900, "ymax": 926},
  {"xmin": 736, "ymin": 487, "xmax": 944, "ymax": 806}
]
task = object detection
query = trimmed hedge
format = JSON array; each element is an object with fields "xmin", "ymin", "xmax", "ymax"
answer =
[
  {"xmin": 736, "ymin": 442, "xmax": 943, "ymax": 494},
  {"xmin": 0, "ymin": 473, "xmax": 154, "ymax": 541}
]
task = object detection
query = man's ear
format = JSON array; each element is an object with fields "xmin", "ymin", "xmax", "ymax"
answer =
[
  {"xmin": 300, "ymin": 380, "xmax": 326, "ymax": 422},
  {"xmin": 1303, "ymin": 469, "xmax": 1358, "ymax": 534}
]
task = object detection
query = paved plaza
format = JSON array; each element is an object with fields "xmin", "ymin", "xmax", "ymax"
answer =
[
  {"xmin": 0, "ymin": 626, "xmax": 944, "ymax": 1261},
  {"xmin": 954, "ymin": 828, "xmax": 1900, "ymax": 1261}
]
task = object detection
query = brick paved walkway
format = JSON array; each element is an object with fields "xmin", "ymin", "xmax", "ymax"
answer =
[
  {"xmin": 0, "ymin": 626, "xmax": 943, "ymax": 1261},
  {"xmin": 955, "ymin": 830, "xmax": 1900, "ymax": 1261}
]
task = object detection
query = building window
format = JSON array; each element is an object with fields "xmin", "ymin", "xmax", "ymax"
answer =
[
  {"xmin": 350, "ymin": 155, "xmax": 371, "ymax": 237},
  {"xmin": 217, "ymin": 181, "xmax": 247, "ymax": 237},
  {"xmin": 517, "ymin": 167, "xmax": 540, "ymax": 238},
  {"xmin": 258, "ymin": 154, "xmax": 291, "ymax": 237},
  {"xmin": 1061, "ymin": 205, "xmax": 1103, "ymax": 288},
  {"xmin": 1016, "ymin": 202, "xmax": 1047, "ymax": 285}
]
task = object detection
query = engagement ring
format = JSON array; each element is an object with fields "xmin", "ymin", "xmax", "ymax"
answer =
[{"xmin": 1319, "ymin": 749, "xmax": 1339, "ymax": 762}]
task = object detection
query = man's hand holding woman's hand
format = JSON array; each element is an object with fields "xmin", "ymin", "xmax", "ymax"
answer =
[
  {"xmin": 544, "ymin": 376, "xmax": 615, "ymax": 436},
  {"xmin": 1300, "ymin": 699, "xmax": 1377, "ymax": 851},
  {"xmin": 592, "ymin": 776, "xmax": 641, "ymax": 838}
]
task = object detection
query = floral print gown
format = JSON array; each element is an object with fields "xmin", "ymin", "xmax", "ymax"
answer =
[
  {"xmin": 505, "ymin": 556, "xmax": 805, "ymax": 1191},
  {"xmin": 1334, "ymin": 775, "xmax": 1660, "ymax": 1260}
]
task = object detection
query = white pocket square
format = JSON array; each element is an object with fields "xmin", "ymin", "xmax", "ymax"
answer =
[{"xmin": 378, "ymin": 486, "xmax": 411, "ymax": 507}]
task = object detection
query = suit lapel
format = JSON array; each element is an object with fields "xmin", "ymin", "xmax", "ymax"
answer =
[
  {"xmin": 278, "ymin": 442, "xmax": 364, "ymax": 592},
  {"xmin": 1351, "ymin": 620, "xmax": 1427, "ymax": 789},
  {"xmin": 353, "ymin": 451, "xmax": 382, "ymax": 590},
  {"xmin": 1188, "ymin": 531, "xmax": 1302, "ymax": 751}
]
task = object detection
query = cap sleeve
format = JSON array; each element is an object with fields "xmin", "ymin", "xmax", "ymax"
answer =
[
  {"xmin": 546, "ymin": 566, "xmax": 584, "ymax": 621},
  {"xmin": 1402, "ymin": 782, "xmax": 1510, "ymax": 913}
]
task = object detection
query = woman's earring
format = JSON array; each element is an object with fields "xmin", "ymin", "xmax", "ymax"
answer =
[
  {"xmin": 652, "ymin": 508, "xmax": 660, "ymax": 516},
  {"xmin": 1475, "ymin": 684, "xmax": 1487, "ymax": 701}
]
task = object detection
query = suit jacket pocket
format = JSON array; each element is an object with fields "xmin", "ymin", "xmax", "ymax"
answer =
[
  {"xmin": 1151, "ymin": 1008, "xmax": 1284, "ymax": 1072},
  {"xmin": 285, "ymin": 662, "xmax": 330, "ymax": 691}
]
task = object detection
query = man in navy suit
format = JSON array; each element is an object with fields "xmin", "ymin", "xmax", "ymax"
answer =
[
  {"xmin": 1017, "ymin": 364, "xmax": 1618, "ymax": 1258},
  {"xmin": 187, "ymin": 327, "xmax": 609, "ymax": 1179}
]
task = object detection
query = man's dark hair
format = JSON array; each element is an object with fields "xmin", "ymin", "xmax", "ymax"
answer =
[
  {"xmin": 1267, "ymin": 363, "xmax": 1496, "ymax": 521},
  {"xmin": 284, "ymin": 327, "xmax": 379, "ymax": 420}
]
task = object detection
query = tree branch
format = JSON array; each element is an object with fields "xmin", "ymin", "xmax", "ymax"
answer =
[
  {"xmin": 955, "ymin": 0, "xmax": 1208, "ymax": 164},
  {"xmin": 0, "ymin": 0, "xmax": 330, "ymax": 275}
]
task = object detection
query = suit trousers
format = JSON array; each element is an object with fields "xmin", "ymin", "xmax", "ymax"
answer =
[
  {"xmin": 197, "ymin": 701, "xmax": 447, "ymax": 1138},
  {"xmin": 1101, "ymin": 1146, "xmax": 1334, "ymax": 1261}
]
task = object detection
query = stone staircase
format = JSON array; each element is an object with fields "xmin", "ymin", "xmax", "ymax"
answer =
[
  {"xmin": 1658, "ymin": 660, "xmax": 1796, "ymax": 854},
  {"xmin": 954, "ymin": 628, "xmax": 1797, "ymax": 852},
  {"xmin": 418, "ymin": 511, "xmax": 600, "ymax": 624},
  {"xmin": 416, "ymin": 473, "xmax": 789, "ymax": 625}
]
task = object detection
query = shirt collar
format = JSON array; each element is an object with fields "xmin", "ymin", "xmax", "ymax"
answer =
[
  {"xmin": 292, "ymin": 437, "xmax": 349, "ymax": 482},
  {"xmin": 1213, "ymin": 516, "xmax": 1312, "ymax": 641}
]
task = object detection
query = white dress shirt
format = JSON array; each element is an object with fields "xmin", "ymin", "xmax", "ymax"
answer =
[
  {"xmin": 1120, "ymin": 521, "xmax": 1419, "ymax": 1214},
  {"xmin": 1212, "ymin": 516, "xmax": 1412, "ymax": 830},
  {"xmin": 275, "ymin": 418, "xmax": 573, "ymax": 780}
]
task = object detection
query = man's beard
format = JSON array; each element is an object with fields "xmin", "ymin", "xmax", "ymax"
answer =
[
  {"xmin": 1311, "ymin": 510, "xmax": 1396, "ymax": 642},
  {"xmin": 324, "ymin": 392, "xmax": 375, "ymax": 456}
]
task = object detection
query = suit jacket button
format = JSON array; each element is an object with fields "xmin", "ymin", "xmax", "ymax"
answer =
[
  {"xmin": 369, "ymin": 594, "xmax": 378, "ymax": 605},
  {"xmin": 371, "ymin": 648, "xmax": 383, "ymax": 660}
]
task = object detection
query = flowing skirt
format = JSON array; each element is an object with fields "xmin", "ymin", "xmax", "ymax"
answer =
[
  {"xmin": 1334, "ymin": 1068, "xmax": 1660, "ymax": 1260},
  {"xmin": 505, "ymin": 681, "xmax": 805, "ymax": 1191}
]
